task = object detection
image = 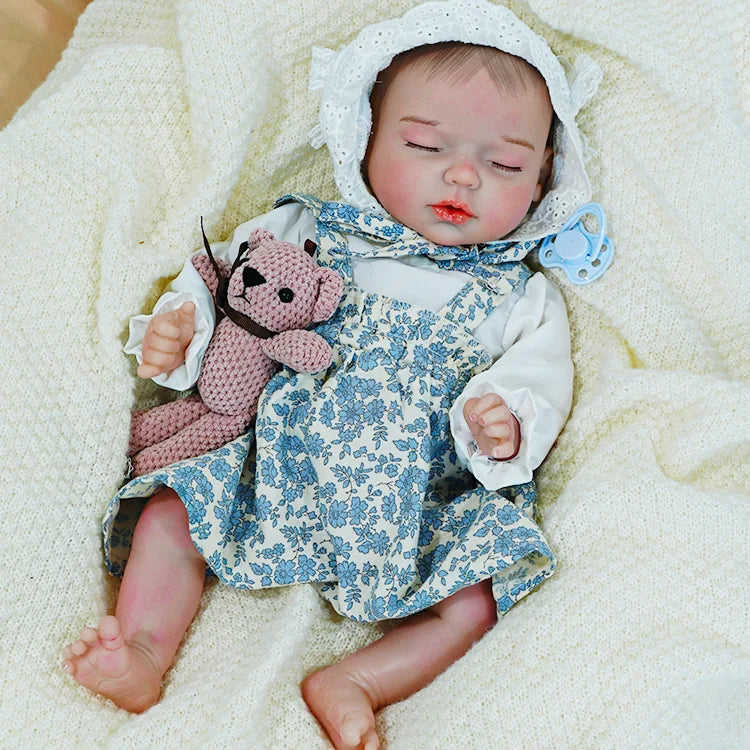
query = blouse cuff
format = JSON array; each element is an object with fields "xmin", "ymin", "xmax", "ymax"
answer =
[
  {"xmin": 449, "ymin": 383, "xmax": 538, "ymax": 491},
  {"xmin": 123, "ymin": 290, "xmax": 214, "ymax": 391}
]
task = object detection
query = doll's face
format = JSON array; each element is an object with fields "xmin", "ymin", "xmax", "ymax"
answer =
[{"xmin": 364, "ymin": 61, "xmax": 553, "ymax": 245}]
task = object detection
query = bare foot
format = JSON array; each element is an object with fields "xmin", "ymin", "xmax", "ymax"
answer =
[
  {"xmin": 301, "ymin": 664, "xmax": 380, "ymax": 750},
  {"xmin": 61, "ymin": 615, "xmax": 161, "ymax": 713}
]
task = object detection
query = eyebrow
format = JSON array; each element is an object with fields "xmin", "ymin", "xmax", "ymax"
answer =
[
  {"xmin": 400, "ymin": 116, "xmax": 441, "ymax": 126},
  {"xmin": 400, "ymin": 116, "xmax": 536, "ymax": 152},
  {"xmin": 501, "ymin": 135, "xmax": 536, "ymax": 152}
]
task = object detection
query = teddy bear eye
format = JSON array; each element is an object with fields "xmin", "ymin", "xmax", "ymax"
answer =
[{"xmin": 278, "ymin": 288, "xmax": 294, "ymax": 303}]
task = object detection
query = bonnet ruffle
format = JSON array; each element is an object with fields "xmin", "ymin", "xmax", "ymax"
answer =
[{"xmin": 309, "ymin": 0, "xmax": 602, "ymax": 242}]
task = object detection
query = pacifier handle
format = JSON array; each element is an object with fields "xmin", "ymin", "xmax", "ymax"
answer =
[{"xmin": 558, "ymin": 203, "xmax": 606, "ymax": 262}]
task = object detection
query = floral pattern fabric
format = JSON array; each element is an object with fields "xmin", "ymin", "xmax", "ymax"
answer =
[{"xmin": 104, "ymin": 194, "xmax": 556, "ymax": 621}]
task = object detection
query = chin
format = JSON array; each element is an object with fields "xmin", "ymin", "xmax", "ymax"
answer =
[
  {"xmin": 421, "ymin": 226, "xmax": 484, "ymax": 247},
  {"xmin": 414, "ymin": 222, "xmax": 466, "ymax": 246}
]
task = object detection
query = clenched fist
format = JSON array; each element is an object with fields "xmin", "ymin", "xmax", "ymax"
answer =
[
  {"xmin": 463, "ymin": 393, "xmax": 520, "ymax": 461},
  {"xmin": 137, "ymin": 301, "xmax": 195, "ymax": 379}
]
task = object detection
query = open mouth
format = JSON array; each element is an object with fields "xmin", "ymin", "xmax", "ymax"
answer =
[{"xmin": 431, "ymin": 201, "xmax": 474, "ymax": 224}]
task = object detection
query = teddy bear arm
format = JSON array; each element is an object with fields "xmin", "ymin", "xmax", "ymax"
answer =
[
  {"xmin": 192, "ymin": 254, "xmax": 231, "ymax": 297},
  {"xmin": 261, "ymin": 330, "xmax": 333, "ymax": 374}
]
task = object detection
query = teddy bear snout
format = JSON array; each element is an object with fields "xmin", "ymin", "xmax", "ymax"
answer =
[{"xmin": 243, "ymin": 266, "xmax": 266, "ymax": 289}]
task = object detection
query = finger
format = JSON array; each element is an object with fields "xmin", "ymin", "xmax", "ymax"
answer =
[
  {"xmin": 150, "ymin": 316, "xmax": 181, "ymax": 339},
  {"xmin": 490, "ymin": 442, "xmax": 516, "ymax": 460},
  {"xmin": 477, "ymin": 404, "xmax": 511, "ymax": 426},
  {"xmin": 142, "ymin": 349, "xmax": 176, "ymax": 368},
  {"xmin": 178, "ymin": 301, "xmax": 195, "ymax": 320},
  {"xmin": 464, "ymin": 397, "xmax": 479, "ymax": 417},
  {"xmin": 463, "ymin": 398, "xmax": 482, "ymax": 434},
  {"xmin": 471, "ymin": 393, "xmax": 505, "ymax": 419},
  {"xmin": 481, "ymin": 422, "xmax": 511, "ymax": 440},
  {"xmin": 137, "ymin": 362, "xmax": 164, "ymax": 378},
  {"xmin": 146, "ymin": 333, "xmax": 182, "ymax": 354}
]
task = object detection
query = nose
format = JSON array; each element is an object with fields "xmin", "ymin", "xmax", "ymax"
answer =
[{"xmin": 444, "ymin": 162, "xmax": 480, "ymax": 189}]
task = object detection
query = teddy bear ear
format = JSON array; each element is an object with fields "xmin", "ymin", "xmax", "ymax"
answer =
[
  {"xmin": 312, "ymin": 267, "xmax": 344, "ymax": 322},
  {"xmin": 245, "ymin": 228, "xmax": 276, "ymax": 254}
]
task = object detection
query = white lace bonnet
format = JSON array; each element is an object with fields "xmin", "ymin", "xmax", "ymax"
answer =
[{"xmin": 309, "ymin": 0, "xmax": 602, "ymax": 242}]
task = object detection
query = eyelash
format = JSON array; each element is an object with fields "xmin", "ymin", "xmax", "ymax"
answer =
[
  {"xmin": 405, "ymin": 141, "xmax": 439, "ymax": 153},
  {"xmin": 491, "ymin": 162, "xmax": 523, "ymax": 173},
  {"xmin": 404, "ymin": 142, "xmax": 522, "ymax": 173}
]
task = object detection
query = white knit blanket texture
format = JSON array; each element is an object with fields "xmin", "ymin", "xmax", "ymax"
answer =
[{"xmin": 2, "ymin": 1, "xmax": 749, "ymax": 747}]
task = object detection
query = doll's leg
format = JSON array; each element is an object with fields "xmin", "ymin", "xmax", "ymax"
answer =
[
  {"xmin": 129, "ymin": 394, "xmax": 209, "ymax": 454},
  {"xmin": 302, "ymin": 579, "xmax": 498, "ymax": 750},
  {"xmin": 62, "ymin": 488, "xmax": 206, "ymax": 712},
  {"xmin": 131, "ymin": 411, "xmax": 248, "ymax": 476}
]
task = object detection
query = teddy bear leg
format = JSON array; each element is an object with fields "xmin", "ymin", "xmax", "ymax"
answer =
[
  {"xmin": 130, "ymin": 411, "xmax": 250, "ymax": 477},
  {"xmin": 129, "ymin": 394, "xmax": 210, "ymax": 455}
]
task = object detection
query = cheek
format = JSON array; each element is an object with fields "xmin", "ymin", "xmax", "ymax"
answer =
[
  {"xmin": 487, "ymin": 184, "xmax": 536, "ymax": 228},
  {"xmin": 367, "ymin": 148, "xmax": 418, "ymax": 218}
]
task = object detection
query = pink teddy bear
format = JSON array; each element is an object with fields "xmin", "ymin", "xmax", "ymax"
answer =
[{"xmin": 128, "ymin": 227, "xmax": 344, "ymax": 477}]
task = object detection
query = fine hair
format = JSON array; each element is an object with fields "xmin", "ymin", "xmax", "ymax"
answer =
[
  {"xmin": 370, "ymin": 42, "xmax": 551, "ymax": 123},
  {"xmin": 392, "ymin": 42, "xmax": 541, "ymax": 88}
]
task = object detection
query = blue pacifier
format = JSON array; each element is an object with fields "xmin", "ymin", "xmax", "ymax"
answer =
[{"xmin": 539, "ymin": 203, "xmax": 614, "ymax": 285}]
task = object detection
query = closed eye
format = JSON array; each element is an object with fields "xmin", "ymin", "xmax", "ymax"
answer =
[
  {"xmin": 405, "ymin": 141, "xmax": 440, "ymax": 152},
  {"xmin": 491, "ymin": 162, "xmax": 523, "ymax": 173}
]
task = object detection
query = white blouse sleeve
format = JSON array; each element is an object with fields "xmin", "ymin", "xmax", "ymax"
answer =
[
  {"xmin": 448, "ymin": 272, "xmax": 573, "ymax": 490},
  {"xmin": 123, "ymin": 201, "xmax": 315, "ymax": 390}
]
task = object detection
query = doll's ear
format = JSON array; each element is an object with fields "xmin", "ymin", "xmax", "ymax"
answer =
[
  {"xmin": 534, "ymin": 146, "xmax": 554, "ymax": 203},
  {"xmin": 312, "ymin": 268, "xmax": 343, "ymax": 322}
]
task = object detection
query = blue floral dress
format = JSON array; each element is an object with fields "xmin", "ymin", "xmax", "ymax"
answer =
[{"xmin": 104, "ymin": 194, "xmax": 556, "ymax": 621}]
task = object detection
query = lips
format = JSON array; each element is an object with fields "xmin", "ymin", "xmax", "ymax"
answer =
[{"xmin": 431, "ymin": 201, "xmax": 474, "ymax": 225}]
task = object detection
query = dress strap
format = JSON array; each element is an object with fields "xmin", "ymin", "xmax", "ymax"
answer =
[
  {"xmin": 275, "ymin": 193, "xmax": 355, "ymax": 281},
  {"xmin": 437, "ymin": 262, "xmax": 532, "ymax": 329}
]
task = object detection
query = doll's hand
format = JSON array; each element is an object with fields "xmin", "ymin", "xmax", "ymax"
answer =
[
  {"xmin": 463, "ymin": 394, "xmax": 520, "ymax": 461},
  {"xmin": 137, "ymin": 302, "xmax": 195, "ymax": 379}
]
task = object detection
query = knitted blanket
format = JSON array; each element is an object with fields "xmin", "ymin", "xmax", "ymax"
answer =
[{"xmin": 2, "ymin": 1, "xmax": 748, "ymax": 747}]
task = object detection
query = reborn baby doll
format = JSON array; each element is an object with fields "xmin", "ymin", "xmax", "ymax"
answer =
[{"xmin": 63, "ymin": 2, "xmax": 610, "ymax": 748}]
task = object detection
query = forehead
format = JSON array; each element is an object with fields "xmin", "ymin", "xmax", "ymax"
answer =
[{"xmin": 379, "ymin": 61, "xmax": 552, "ymax": 130}]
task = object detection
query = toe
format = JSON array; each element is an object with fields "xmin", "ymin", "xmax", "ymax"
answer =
[
  {"xmin": 61, "ymin": 645, "xmax": 73, "ymax": 660},
  {"xmin": 70, "ymin": 640, "xmax": 87, "ymax": 656},
  {"xmin": 61, "ymin": 660, "xmax": 73, "ymax": 675},
  {"xmin": 339, "ymin": 713, "xmax": 371, "ymax": 747},
  {"xmin": 98, "ymin": 616, "xmax": 123, "ymax": 651},
  {"xmin": 80, "ymin": 626, "xmax": 98, "ymax": 643},
  {"xmin": 339, "ymin": 722, "xmax": 360, "ymax": 746}
]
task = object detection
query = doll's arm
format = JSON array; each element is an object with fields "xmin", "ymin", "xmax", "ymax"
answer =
[
  {"xmin": 261, "ymin": 330, "xmax": 333, "ymax": 374},
  {"xmin": 124, "ymin": 203, "xmax": 315, "ymax": 390},
  {"xmin": 449, "ymin": 273, "xmax": 573, "ymax": 490},
  {"xmin": 124, "ymin": 252, "xmax": 218, "ymax": 390}
]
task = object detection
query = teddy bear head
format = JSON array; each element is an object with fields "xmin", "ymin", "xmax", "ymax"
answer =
[{"xmin": 224, "ymin": 229, "xmax": 343, "ymax": 333}]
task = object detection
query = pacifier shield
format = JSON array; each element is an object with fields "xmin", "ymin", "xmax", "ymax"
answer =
[{"xmin": 539, "ymin": 202, "xmax": 614, "ymax": 285}]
